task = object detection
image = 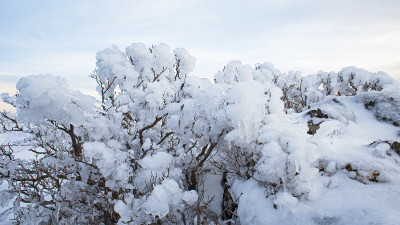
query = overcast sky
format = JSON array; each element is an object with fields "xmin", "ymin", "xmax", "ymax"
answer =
[{"xmin": 1, "ymin": 0, "xmax": 400, "ymax": 110}]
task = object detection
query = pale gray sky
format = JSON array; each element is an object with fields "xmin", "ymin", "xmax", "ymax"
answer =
[{"xmin": 1, "ymin": 0, "xmax": 400, "ymax": 110}]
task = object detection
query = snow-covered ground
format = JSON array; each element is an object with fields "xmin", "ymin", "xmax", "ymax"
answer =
[{"xmin": 231, "ymin": 96, "xmax": 400, "ymax": 225}]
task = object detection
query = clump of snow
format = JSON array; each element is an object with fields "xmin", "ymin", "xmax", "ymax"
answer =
[
  {"xmin": 83, "ymin": 142, "xmax": 131, "ymax": 189},
  {"xmin": 15, "ymin": 75, "xmax": 96, "ymax": 125},
  {"xmin": 134, "ymin": 152, "xmax": 182, "ymax": 191},
  {"xmin": 183, "ymin": 190, "xmax": 198, "ymax": 205},
  {"xmin": 225, "ymin": 81, "xmax": 266, "ymax": 142},
  {"xmin": 173, "ymin": 48, "xmax": 196, "ymax": 76},
  {"xmin": 142, "ymin": 179, "xmax": 181, "ymax": 218},
  {"xmin": 96, "ymin": 45, "xmax": 139, "ymax": 93},
  {"xmin": 142, "ymin": 178, "xmax": 197, "ymax": 219}
]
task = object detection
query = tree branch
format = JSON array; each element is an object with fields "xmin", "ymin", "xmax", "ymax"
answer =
[
  {"xmin": 139, "ymin": 116, "xmax": 164, "ymax": 146},
  {"xmin": 1, "ymin": 111, "xmax": 22, "ymax": 131},
  {"xmin": 157, "ymin": 132, "xmax": 173, "ymax": 145}
]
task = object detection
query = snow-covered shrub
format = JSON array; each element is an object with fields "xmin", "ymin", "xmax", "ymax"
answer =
[{"xmin": 1, "ymin": 43, "xmax": 400, "ymax": 224}]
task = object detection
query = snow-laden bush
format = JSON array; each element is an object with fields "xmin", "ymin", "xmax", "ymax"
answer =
[{"xmin": 1, "ymin": 43, "xmax": 400, "ymax": 224}]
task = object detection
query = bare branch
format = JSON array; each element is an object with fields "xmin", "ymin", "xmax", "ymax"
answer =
[
  {"xmin": 157, "ymin": 132, "xmax": 173, "ymax": 145},
  {"xmin": 151, "ymin": 67, "xmax": 168, "ymax": 82},
  {"xmin": 1, "ymin": 111, "xmax": 22, "ymax": 131},
  {"xmin": 139, "ymin": 115, "xmax": 165, "ymax": 146}
]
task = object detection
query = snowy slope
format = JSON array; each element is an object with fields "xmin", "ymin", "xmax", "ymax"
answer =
[{"xmin": 231, "ymin": 96, "xmax": 400, "ymax": 225}]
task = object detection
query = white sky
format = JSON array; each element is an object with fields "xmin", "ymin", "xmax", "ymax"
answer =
[{"xmin": 1, "ymin": 0, "xmax": 400, "ymax": 110}]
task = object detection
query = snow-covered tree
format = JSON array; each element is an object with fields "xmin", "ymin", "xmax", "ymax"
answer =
[{"xmin": 1, "ymin": 43, "xmax": 400, "ymax": 225}]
